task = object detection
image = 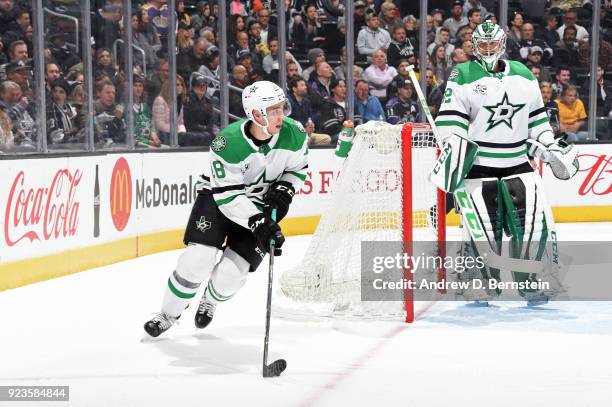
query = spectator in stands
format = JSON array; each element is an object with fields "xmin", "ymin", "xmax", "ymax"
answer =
[
  {"xmin": 131, "ymin": 74, "xmax": 161, "ymax": 148},
  {"xmin": 0, "ymin": 80, "xmax": 35, "ymax": 148},
  {"xmin": 93, "ymin": 48, "xmax": 116, "ymax": 81},
  {"xmin": 248, "ymin": 21, "xmax": 270, "ymax": 60},
  {"xmin": 530, "ymin": 66, "xmax": 542, "ymax": 82},
  {"xmin": 362, "ymin": 48, "xmax": 397, "ymax": 105},
  {"xmin": 430, "ymin": 44, "xmax": 450, "ymax": 83},
  {"xmin": 425, "ymin": 68, "xmax": 444, "ymax": 116},
  {"xmin": 229, "ymin": 31, "xmax": 259, "ymax": 70},
  {"xmin": 256, "ymin": 8, "xmax": 277, "ymax": 45},
  {"xmin": 553, "ymin": 26, "xmax": 581, "ymax": 67},
  {"xmin": 153, "ymin": 77, "xmax": 186, "ymax": 144},
  {"xmin": 309, "ymin": 61, "xmax": 334, "ymax": 109},
  {"xmin": 552, "ymin": 65, "xmax": 572, "ymax": 99},
  {"xmin": 355, "ymin": 79, "xmax": 385, "ymax": 122},
  {"xmin": 0, "ymin": 0, "xmax": 16, "ymax": 36},
  {"xmin": 507, "ymin": 11, "xmax": 524, "ymax": 45},
  {"xmin": 91, "ymin": 3, "xmax": 122, "ymax": 50},
  {"xmin": 425, "ymin": 14, "xmax": 437, "ymax": 45},
  {"xmin": 444, "ymin": 0, "xmax": 468, "ymax": 40},
  {"xmin": 237, "ymin": 50, "xmax": 263, "ymax": 84},
  {"xmin": 387, "ymin": 25, "xmax": 416, "ymax": 69},
  {"xmin": 262, "ymin": 37, "xmax": 280, "ymax": 79},
  {"xmin": 428, "ymin": 27, "xmax": 455, "ymax": 61},
  {"xmin": 515, "ymin": 23, "xmax": 554, "ymax": 64},
  {"xmin": 320, "ymin": 79, "xmax": 360, "ymax": 143},
  {"xmin": 229, "ymin": 0, "xmax": 247, "ymax": 16},
  {"xmin": 177, "ymin": 21, "xmax": 194, "ymax": 53},
  {"xmin": 557, "ymin": 9, "xmax": 589, "ymax": 42},
  {"xmin": 540, "ymin": 81, "xmax": 561, "ymax": 137},
  {"xmin": 197, "ymin": 45, "xmax": 220, "ymax": 101},
  {"xmin": 45, "ymin": 62, "xmax": 62, "ymax": 97},
  {"xmin": 334, "ymin": 46, "xmax": 364, "ymax": 81},
  {"xmin": 556, "ymin": 84, "xmax": 588, "ymax": 142},
  {"xmin": 145, "ymin": 59, "xmax": 169, "ymax": 106},
  {"xmin": 462, "ymin": 0, "xmax": 488, "ymax": 19},
  {"xmin": 0, "ymin": 109, "xmax": 13, "ymax": 150},
  {"xmin": 287, "ymin": 61, "xmax": 301, "ymax": 82},
  {"xmin": 228, "ymin": 15, "xmax": 247, "ymax": 45},
  {"xmin": 7, "ymin": 39, "xmax": 28, "ymax": 64},
  {"xmin": 357, "ymin": 11, "xmax": 391, "ymax": 58},
  {"xmin": 387, "ymin": 59, "xmax": 412, "ymax": 100},
  {"xmin": 46, "ymin": 79, "xmax": 80, "ymax": 145},
  {"xmin": 386, "ymin": 79, "xmax": 421, "ymax": 124},
  {"xmin": 228, "ymin": 64, "xmax": 249, "ymax": 119},
  {"xmin": 457, "ymin": 8, "xmax": 482, "ymax": 36},
  {"xmin": 455, "ymin": 25, "xmax": 474, "ymax": 46},
  {"xmin": 47, "ymin": 29, "xmax": 81, "ymax": 75},
  {"xmin": 183, "ymin": 74, "xmax": 215, "ymax": 146},
  {"xmin": 403, "ymin": 15, "xmax": 419, "ymax": 48},
  {"xmin": 379, "ymin": 2, "xmax": 401, "ymax": 32},
  {"xmin": 191, "ymin": 1, "xmax": 216, "ymax": 35},
  {"xmin": 94, "ymin": 79, "xmax": 125, "ymax": 145},
  {"xmin": 462, "ymin": 39, "xmax": 474, "ymax": 59},
  {"xmin": 578, "ymin": 36, "xmax": 612, "ymax": 68},
  {"xmin": 177, "ymin": 37, "xmax": 208, "ymax": 84},
  {"xmin": 353, "ymin": 1, "xmax": 368, "ymax": 40},
  {"xmin": 291, "ymin": 4, "xmax": 326, "ymax": 50},
  {"xmin": 536, "ymin": 15, "xmax": 560, "ymax": 50},
  {"xmin": 2, "ymin": 6, "xmax": 30, "ymax": 46},
  {"xmin": 446, "ymin": 48, "xmax": 469, "ymax": 79},
  {"xmin": 288, "ymin": 77, "xmax": 315, "ymax": 128},
  {"xmin": 131, "ymin": 11, "xmax": 161, "ymax": 71},
  {"xmin": 588, "ymin": 65, "xmax": 612, "ymax": 117},
  {"xmin": 526, "ymin": 46, "xmax": 552, "ymax": 82},
  {"xmin": 432, "ymin": 9, "xmax": 445, "ymax": 30},
  {"xmin": 5, "ymin": 61, "xmax": 31, "ymax": 99},
  {"xmin": 147, "ymin": 0, "xmax": 170, "ymax": 45},
  {"xmin": 302, "ymin": 47, "xmax": 325, "ymax": 82}
]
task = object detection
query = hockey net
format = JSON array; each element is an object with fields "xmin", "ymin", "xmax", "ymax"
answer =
[{"xmin": 277, "ymin": 121, "xmax": 445, "ymax": 322}]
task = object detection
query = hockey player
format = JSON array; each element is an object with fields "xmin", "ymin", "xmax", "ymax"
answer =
[
  {"xmin": 431, "ymin": 22, "xmax": 578, "ymax": 305},
  {"xmin": 144, "ymin": 81, "xmax": 308, "ymax": 337}
]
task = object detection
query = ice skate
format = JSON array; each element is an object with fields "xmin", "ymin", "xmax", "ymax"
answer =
[
  {"xmin": 143, "ymin": 312, "xmax": 178, "ymax": 338},
  {"xmin": 195, "ymin": 289, "xmax": 217, "ymax": 329}
]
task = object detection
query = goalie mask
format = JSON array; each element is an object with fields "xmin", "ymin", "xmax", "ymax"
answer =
[
  {"xmin": 472, "ymin": 22, "xmax": 507, "ymax": 72},
  {"xmin": 242, "ymin": 81, "xmax": 291, "ymax": 136}
]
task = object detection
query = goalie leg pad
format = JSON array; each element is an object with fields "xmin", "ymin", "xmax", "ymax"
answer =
[
  {"xmin": 162, "ymin": 244, "xmax": 220, "ymax": 317},
  {"xmin": 430, "ymin": 134, "xmax": 479, "ymax": 192},
  {"xmin": 499, "ymin": 173, "xmax": 564, "ymax": 298},
  {"xmin": 206, "ymin": 247, "xmax": 250, "ymax": 303}
]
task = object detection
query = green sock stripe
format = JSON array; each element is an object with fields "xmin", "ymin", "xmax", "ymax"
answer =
[
  {"xmin": 207, "ymin": 280, "xmax": 232, "ymax": 302},
  {"xmin": 168, "ymin": 278, "xmax": 197, "ymax": 299}
]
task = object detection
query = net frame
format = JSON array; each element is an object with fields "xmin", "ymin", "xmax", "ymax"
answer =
[{"xmin": 278, "ymin": 122, "xmax": 446, "ymax": 323}]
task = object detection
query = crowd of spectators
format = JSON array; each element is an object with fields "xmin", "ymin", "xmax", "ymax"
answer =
[{"xmin": 1, "ymin": 0, "xmax": 611, "ymax": 152}]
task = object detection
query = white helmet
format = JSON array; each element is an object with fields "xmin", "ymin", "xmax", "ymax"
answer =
[
  {"xmin": 472, "ymin": 22, "xmax": 507, "ymax": 72},
  {"xmin": 242, "ymin": 81, "xmax": 290, "ymax": 134}
]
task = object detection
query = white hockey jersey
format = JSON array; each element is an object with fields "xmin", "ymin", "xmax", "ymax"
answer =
[
  {"xmin": 197, "ymin": 117, "xmax": 309, "ymax": 229},
  {"xmin": 435, "ymin": 60, "xmax": 555, "ymax": 168}
]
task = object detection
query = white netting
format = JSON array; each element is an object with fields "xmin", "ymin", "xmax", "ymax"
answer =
[{"xmin": 277, "ymin": 121, "xmax": 443, "ymax": 320}]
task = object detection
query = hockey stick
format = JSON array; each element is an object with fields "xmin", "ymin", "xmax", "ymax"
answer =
[
  {"xmin": 262, "ymin": 208, "xmax": 287, "ymax": 378},
  {"xmin": 406, "ymin": 65, "xmax": 544, "ymax": 274}
]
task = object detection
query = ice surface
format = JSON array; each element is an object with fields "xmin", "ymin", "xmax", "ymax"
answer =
[{"xmin": 0, "ymin": 223, "xmax": 611, "ymax": 406}]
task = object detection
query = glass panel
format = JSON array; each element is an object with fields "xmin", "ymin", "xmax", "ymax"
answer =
[
  {"xmin": 177, "ymin": 0, "xmax": 219, "ymax": 147},
  {"xmin": 40, "ymin": 0, "xmax": 87, "ymax": 151},
  {"xmin": 0, "ymin": 0, "xmax": 37, "ymax": 153}
]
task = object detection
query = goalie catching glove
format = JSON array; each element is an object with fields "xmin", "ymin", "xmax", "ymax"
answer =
[
  {"xmin": 263, "ymin": 181, "xmax": 295, "ymax": 221},
  {"xmin": 248, "ymin": 213, "xmax": 285, "ymax": 256},
  {"xmin": 527, "ymin": 138, "xmax": 579, "ymax": 180}
]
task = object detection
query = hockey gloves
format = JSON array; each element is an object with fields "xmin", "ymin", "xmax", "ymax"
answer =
[
  {"xmin": 263, "ymin": 181, "xmax": 295, "ymax": 221},
  {"xmin": 248, "ymin": 213, "xmax": 285, "ymax": 256}
]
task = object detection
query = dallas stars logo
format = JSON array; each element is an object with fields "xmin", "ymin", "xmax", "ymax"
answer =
[
  {"xmin": 195, "ymin": 216, "xmax": 212, "ymax": 232},
  {"xmin": 211, "ymin": 136, "xmax": 227, "ymax": 152},
  {"xmin": 483, "ymin": 92, "xmax": 525, "ymax": 132}
]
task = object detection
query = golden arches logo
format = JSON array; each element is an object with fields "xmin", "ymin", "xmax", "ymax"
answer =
[{"xmin": 110, "ymin": 157, "xmax": 132, "ymax": 231}]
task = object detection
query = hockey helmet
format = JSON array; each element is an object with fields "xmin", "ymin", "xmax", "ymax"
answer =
[
  {"xmin": 242, "ymin": 81, "xmax": 290, "ymax": 133},
  {"xmin": 472, "ymin": 22, "xmax": 507, "ymax": 72}
]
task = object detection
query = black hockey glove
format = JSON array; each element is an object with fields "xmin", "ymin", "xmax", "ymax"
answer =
[
  {"xmin": 263, "ymin": 181, "xmax": 295, "ymax": 221},
  {"xmin": 248, "ymin": 213, "xmax": 285, "ymax": 256}
]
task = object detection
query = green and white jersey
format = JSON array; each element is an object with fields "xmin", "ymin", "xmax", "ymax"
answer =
[
  {"xmin": 198, "ymin": 117, "xmax": 308, "ymax": 229},
  {"xmin": 435, "ymin": 60, "xmax": 554, "ymax": 168}
]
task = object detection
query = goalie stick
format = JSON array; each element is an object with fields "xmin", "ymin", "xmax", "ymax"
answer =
[
  {"xmin": 406, "ymin": 65, "xmax": 544, "ymax": 275},
  {"xmin": 262, "ymin": 209, "xmax": 287, "ymax": 377}
]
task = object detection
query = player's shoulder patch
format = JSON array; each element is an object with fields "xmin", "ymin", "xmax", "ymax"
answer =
[
  {"xmin": 211, "ymin": 135, "xmax": 227, "ymax": 152},
  {"xmin": 448, "ymin": 67, "xmax": 460, "ymax": 82}
]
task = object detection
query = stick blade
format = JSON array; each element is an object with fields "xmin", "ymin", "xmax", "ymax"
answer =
[{"xmin": 263, "ymin": 359, "xmax": 287, "ymax": 377}]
